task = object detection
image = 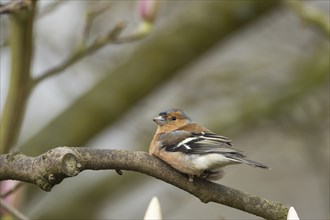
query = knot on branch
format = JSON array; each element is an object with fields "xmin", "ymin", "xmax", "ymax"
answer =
[{"xmin": 35, "ymin": 147, "xmax": 81, "ymax": 191}]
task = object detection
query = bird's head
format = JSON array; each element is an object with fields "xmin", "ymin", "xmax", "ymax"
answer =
[{"xmin": 153, "ymin": 108, "xmax": 192, "ymax": 131}]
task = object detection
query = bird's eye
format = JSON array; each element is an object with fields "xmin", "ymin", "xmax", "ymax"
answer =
[{"xmin": 170, "ymin": 116, "xmax": 177, "ymax": 121}]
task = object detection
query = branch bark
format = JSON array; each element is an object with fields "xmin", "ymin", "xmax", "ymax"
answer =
[
  {"xmin": 0, "ymin": 0, "xmax": 36, "ymax": 154},
  {"xmin": 0, "ymin": 147, "xmax": 288, "ymax": 220}
]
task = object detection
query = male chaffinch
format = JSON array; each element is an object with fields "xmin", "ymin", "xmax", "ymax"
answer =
[{"xmin": 149, "ymin": 108, "xmax": 269, "ymax": 182}]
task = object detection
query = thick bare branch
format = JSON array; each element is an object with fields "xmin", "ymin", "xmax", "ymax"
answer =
[{"xmin": 0, "ymin": 147, "xmax": 288, "ymax": 220}]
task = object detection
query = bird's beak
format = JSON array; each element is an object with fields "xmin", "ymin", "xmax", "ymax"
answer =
[{"xmin": 153, "ymin": 115, "xmax": 166, "ymax": 125}]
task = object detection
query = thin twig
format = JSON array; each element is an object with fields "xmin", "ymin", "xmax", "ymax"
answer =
[
  {"xmin": 1, "ymin": 1, "xmax": 67, "ymax": 47},
  {"xmin": 286, "ymin": 0, "xmax": 330, "ymax": 38},
  {"xmin": 37, "ymin": 0, "xmax": 66, "ymax": 18},
  {"xmin": 0, "ymin": 147, "xmax": 289, "ymax": 220},
  {"xmin": 82, "ymin": 2, "xmax": 113, "ymax": 45},
  {"xmin": 0, "ymin": 198, "xmax": 29, "ymax": 220},
  {"xmin": 33, "ymin": 20, "xmax": 145, "ymax": 85},
  {"xmin": 0, "ymin": 0, "xmax": 32, "ymax": 14}
]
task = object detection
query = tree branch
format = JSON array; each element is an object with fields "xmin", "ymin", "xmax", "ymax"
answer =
[
  {"xmin": 0, "ymin": 0, "xmax": 32, "ymax": 15},
  {"xmin": 0, "ymin": 147, "xmax": 288, "ymax": 220},
  {"xmin": 0, "ymin": 0, "xmax": 37, "ymax": 154},
  {"xmin": 81, "ymin": 2, "xmax": 113, "ymax": 45},
  {"xmin": 22, "ymin": 1, "xmax": 279, "ymax": 157},
  {"xmin": 37, "ymin": 0, "xmax": 66, "ymax": 18},
  {"xmin": 32, "ymin": 20, "xmax": 145, "ymax": 85},
  {"xmin": 286, "ymin": 0, "xmax": 330, "ymax": 38}
]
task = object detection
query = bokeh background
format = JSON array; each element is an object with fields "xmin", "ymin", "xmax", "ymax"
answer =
[{"xmin": 0, "ymin": 0, "xmax": 329, "ymax": 219}]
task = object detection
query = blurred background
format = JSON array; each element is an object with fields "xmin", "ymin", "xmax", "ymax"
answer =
[{"xmin": 0, "ymin": 0, "xmax": 329, "ymax": 219}]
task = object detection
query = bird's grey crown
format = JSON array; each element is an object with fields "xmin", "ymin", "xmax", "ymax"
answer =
[{"xmin": 158, "ymin": 108, "xmax": 192, "ymax": 121}]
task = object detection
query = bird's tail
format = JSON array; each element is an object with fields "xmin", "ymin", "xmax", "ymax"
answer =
[
  {"xmin": 240, "ymin": 157, "xmax": 270, "ymax": 169},
  {"xmin": 227, "ymin": 155, "xmax": 270, "ymax": 169}
]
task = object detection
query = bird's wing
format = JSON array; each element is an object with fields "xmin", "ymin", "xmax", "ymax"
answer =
[
  {"xmin": 159, "ymin": 130, "xmax": 269, "ymax": 169},
  {"xmin": 159, "ymin": 130, "xmax": 242, "ymax": 155}
]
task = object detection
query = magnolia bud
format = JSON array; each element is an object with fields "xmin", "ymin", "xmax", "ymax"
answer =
[{"xmin": 139, "ymin": 0, "xmax": 160, "ymax": 23}]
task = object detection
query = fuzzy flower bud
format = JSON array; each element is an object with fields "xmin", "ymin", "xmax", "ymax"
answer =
[{"xmin": 139, "ymin": 0, "xmax": 159, "ymax": 24}]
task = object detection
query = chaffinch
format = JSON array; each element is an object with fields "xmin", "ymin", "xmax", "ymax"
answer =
[{"xmin": 149, "ymin": 108, "xmax": 269, "ymax": 182}]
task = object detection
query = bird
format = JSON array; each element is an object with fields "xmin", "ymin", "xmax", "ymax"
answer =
[{"xmin": 149, "ymin": 108, "xmax": 269, "ymax": 182}]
